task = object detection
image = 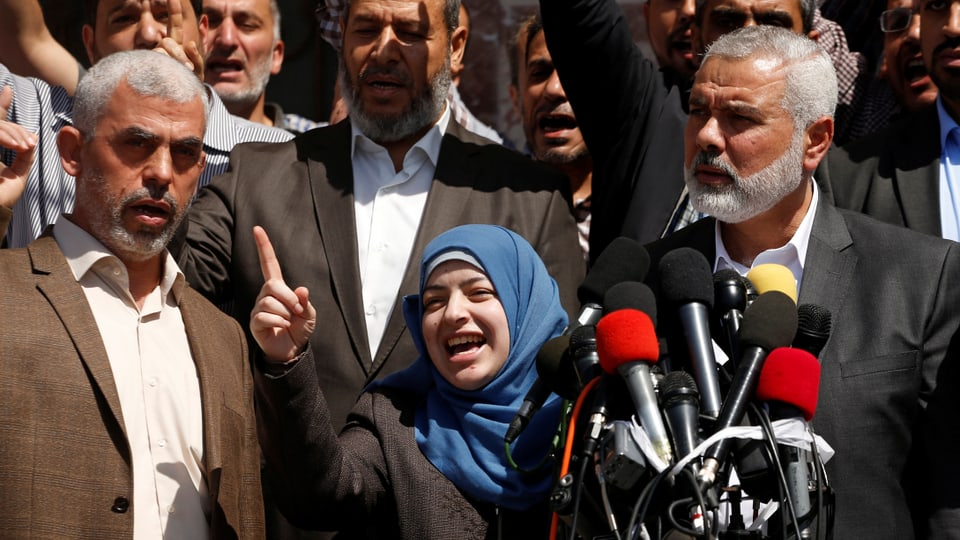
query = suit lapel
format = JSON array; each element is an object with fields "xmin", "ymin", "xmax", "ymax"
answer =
[
  {"xmin": 370, "ymin": 126, "xmax": 480, "ymax": 373},
  {"xmin": 28, "ymin": 237, "xmax": 127, "ymax": 438},
  {"xmin": 179, "ymin": 292, "xmax": 223, "ymax": 474},
  {"xmin": 796, "ymin": 200, "xmax": 856, "ymax": 331},
  {"xmin": 892, "ymin": 107, "xmax": 942, "ymax": 236},
  {"xmin": 304, "ymin": 123, "xmax": 374, "ymax": 365}
]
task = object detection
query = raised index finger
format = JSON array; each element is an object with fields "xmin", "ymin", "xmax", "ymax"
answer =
[
  {"xmin": 167, "ymin": 0, "xmax": 184, "ymax": 44},
  {"xmin": 253, "ymin": 225, "xmax": 284, "ymax": 282}
]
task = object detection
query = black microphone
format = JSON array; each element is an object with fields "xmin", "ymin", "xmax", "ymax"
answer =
[
  {"xmin": 660, "ymin": 370, "xmax": 701, "ymax": 464},
  {"xmin": 504, "ymin": 377, "xmax": 554, "ymax": 444},
  {"xmin": 534, "ymin": 335, "xmax": 578, "ymax": 402},
  {"xmin": 713, "ymin": 269, "xmax": 749, "ymax": 361},
  {"xmin": 506, "ymin": 238, "xmax": 650, "ymax": 442},
  {"xmin": 698, "ymin": 291, "xmax": 798, "ymax": 488},
  {"xmin": 568, "ymin": 325, "xmax": 602, "ymax": 391},
  {"xmin": 794, "ymin": 303, "xmax": 832, "ymax": 358},
  {"xmin": 659, "ymin": 248, "xmax": 723, "ymax": 420},
  {"xmin": 575, "ymin": 237, "xmax": 651, "ymax": 328}
]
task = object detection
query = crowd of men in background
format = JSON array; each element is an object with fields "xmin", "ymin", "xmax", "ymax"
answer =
[{"xmin": 1, "ymin": 0, "xmax": 960, "ymax": 538}]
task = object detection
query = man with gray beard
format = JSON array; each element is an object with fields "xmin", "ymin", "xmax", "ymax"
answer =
[
  {"xmin": 644, "ymin": 26, "xmax": 960, "ymax": 539},
  {"xmin": 0, "ymin": 50, "xmax": 264, "ymax": 538},
  {"xmin": 176, "ymin": 0, "xmax": 582, "ymax": 533}
]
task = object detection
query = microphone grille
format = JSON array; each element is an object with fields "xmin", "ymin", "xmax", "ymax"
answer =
[
  {"xmin": 659, "ymin": 247, "xmax": 714, "ymax": 308},
  {"xmin": 595, "ymin": 309, "xmax": 660, "ymax": 374}
]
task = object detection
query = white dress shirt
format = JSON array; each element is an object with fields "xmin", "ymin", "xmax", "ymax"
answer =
[
  {"xmin": 352, "ymin": 108, "xmax": 450, "ymax": 357},
  {"xmin": 712, "ymin": 179, "xmax": 820, "ymax": 291},
  {"xmin": 55, "ymin": 218, "xmax": 208, "ymax": 539}
]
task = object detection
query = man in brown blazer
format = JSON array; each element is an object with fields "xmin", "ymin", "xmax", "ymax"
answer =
[{"xmin": 0, "ymin": 50, "xmax": 264, "ymax": 538}]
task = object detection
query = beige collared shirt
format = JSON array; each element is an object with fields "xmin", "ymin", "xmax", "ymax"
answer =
[{"xmin": 54, "ymin": 217, "xmax": 208, "ymax": 539}]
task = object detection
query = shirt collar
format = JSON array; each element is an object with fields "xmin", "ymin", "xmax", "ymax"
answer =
[
  {"xmin": 53, "ymin": 216, "xmax": 185, "ymax": 303},
  {"xmin": 713, "ymin": 180, "xmax": 819, "ymax": 286},
  {"xmin": 937, "ymin": 96, "xmax": 960, "ymax": 153},
  {"xmin": 350, "ymin": 105, "xmax": 450, "ymax": 169}
]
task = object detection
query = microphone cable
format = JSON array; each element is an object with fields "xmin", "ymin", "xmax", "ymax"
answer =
[
  {"xmin": 748, "ymin": 402, "xmax": 803, "ymax": 540},
  {"xmin": 549, "ymin": 376, "xmax": 601, "ymax": 540}
]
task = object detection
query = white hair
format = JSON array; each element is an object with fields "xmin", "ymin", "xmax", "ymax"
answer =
[
  {"xmin": 702, "ymin": 25, "xmax": 837, "ymax": 132},
  {"xmin": 73, "ymin": 50, "xmax": 209, "ymax": 139}
]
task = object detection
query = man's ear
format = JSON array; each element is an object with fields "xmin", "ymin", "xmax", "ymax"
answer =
[
  {"xmin": 803, "ymin": 115, "xmax": 834, "ymax": 173},
  {"xmin": 508, "ymin": 84, "xmax": 520, "ymax": 117},
  {"xmin": 271, "ymin": 39, "xmax": 285, "ymax": 76},
  {"xmin": 81, "ymin": 24, "xmax": 97, "ymax": 66},
  {"xmin": 57, "ymin": 126, "xmax": 85, "ymax": 178},
  {"xmin": 807, "ymin": 29, "xmax": 821, "ymax": 42},
  {"xmin": 449, "ymin": 25, "xmax": 468, "ymax": 73}
]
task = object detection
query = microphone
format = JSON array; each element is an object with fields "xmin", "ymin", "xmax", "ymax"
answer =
[
  {"xmin": 746, "ymin": 263, "xmax": 797, "ymax": 303},
  {"xmin": 506, "ymin": 238, "xmax": 650, "ymax": 442},
  {"xmin": 713, "ymin": 269, "xmax": 749, "ymax": 361},
  {"xmin": 575, "ymin": 237, "xmax": 651, "ymax": 328},
  {"xmin": 534, "ymin": 335, "xmax": 578, "ymax": 402},
  {"xmin": 794, "ymin": 304, "xmax": 832, "ymax": 358},
  {"xmin": 595, "ymin": 308, "xmax": 673, "ymax": 464},
  {"xmin": 659, "ymin": 248, "xmax": 723, "ymax": 420},
  {"xmin": 660, "ymin": 370, "xmax": 701, "ymax": 464},
  {"xmin": 698, "ymin": 291, "xmax": 798, "ymax": 487},
  {"xmin": 504, "ymin": 376, "xmax": 554, "ymax": 444},
  {"xmin": 756, "ymin": 347, "xmax": 822, "ymax": 526},
  {"xmin": 603, "ymin": 281, "xmax": 659, "ymax": 320}
]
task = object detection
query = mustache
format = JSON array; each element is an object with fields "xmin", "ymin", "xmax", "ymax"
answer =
[
  {"xmin": 358, "ymin": 65, "xmax": 411, "ymax": 85},
  {"xmin": 690, "ymin": 151, "xmax": 738, "ymax": 179},
  {"xmin": 934, "ymin": 36, "xmax": 960, "ymax": 56},
  {"xmin": 121, "ymin": 187, "xmax": 178, "ymax": 212},
  {"xmin": 535, "ymin": 100, "xmax": 576, "ymax": 118}
]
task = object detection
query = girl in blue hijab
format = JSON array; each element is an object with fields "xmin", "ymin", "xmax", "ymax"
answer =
[{"xmin": 253, "ymin": 224, "xmax": 569, "ymax": 539}]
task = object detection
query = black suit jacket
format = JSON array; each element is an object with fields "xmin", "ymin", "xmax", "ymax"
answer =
[
  {"xmin": 645, "ymin": 196, "xmax": 960, "ymax": 539},
  {"xmin": 178, "ymin": 119, "xmax": 585, "ymax": 431},
  {"xmin": 540, "ymin": 0, "xmax": 688, "ymax": 262},
  {"xmin": 821, "ymin": 104, "xmax": 944, "ymax": 236}
]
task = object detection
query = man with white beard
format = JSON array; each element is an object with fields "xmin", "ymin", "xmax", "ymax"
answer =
[{"xmin": 643, "ymin": 25, "xmax": 960, "ymax": 539}]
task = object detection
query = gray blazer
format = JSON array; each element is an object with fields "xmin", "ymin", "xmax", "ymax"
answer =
[
  {"xmin": 0, "ymin": 235, "xmax": 264, "ymax": 539},
  {"xmin": 177, "ymin": 119, "xmax": 585, "ymax": 430},
  {"xmin": 645, "ymin": 195, "xmax": 960, "ymax": 539},
  {"xmin": 820, "ymin": 104, "xmax": 944, "ymax": 236}
]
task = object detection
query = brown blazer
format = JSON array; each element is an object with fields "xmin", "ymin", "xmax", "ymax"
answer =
[
  {"xmin": 0, "ymin": 234, "xmax": 265, "ymax": 539},
  {"xmin": 177, "ymin": 119, "xmax": 586, "ymax": 431}
]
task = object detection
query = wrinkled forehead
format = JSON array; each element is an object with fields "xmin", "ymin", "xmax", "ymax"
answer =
[
  {"xmin": 691, "ymin": 56, "xmax": 788, "ymax": 107},
  {"xmin": 92, "ymin": 0, "xmax": 202, "ymax": 35}
]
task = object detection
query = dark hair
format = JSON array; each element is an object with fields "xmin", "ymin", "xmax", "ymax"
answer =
[
  {"xmin": 695, "ymin": 0, "xmax": 816, "ymax": 35},
  {"xmin": 508, "ymin": 11, "xmax": 543, "ymax": 87},
  {"xmin": 342, "ymin": 0, "xmax": 461, "ymax": 35},
  {"xmin": 84, "ymin": 0, "xmax": 203, "ymax": 27}
]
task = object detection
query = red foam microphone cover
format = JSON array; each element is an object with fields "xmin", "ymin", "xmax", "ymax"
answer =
[
  {"xmin": 756, "ymin": 347, "xmax": 821, "ymax": 421},
  {"xmin": 595, "ymin": 308, "xmax": 660, "ymax": 374}
]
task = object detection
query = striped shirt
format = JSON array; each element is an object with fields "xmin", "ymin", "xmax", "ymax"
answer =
[{"xmin": 0, "ymin": 62, "xmax": 293, "ymax": 248}]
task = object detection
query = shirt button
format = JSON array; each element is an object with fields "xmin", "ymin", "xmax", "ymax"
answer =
[
  {"xmin": 148, "ymin": 377, "xmax": 158, "ymax": 387},
  {"xmin": 168, "ymin": 505, "xmax": 176, "ymax": 514},
  {"xmin": 366, "ymin": 305, "xmax": 376, "ymax": 316},
  {"xmin": 158, "ymin": 439, "xmax": 166, "ymax": 448},
  {"xmin": 113, "ymin": 268, "xmax": 121, "ymax": 276},
  {"xmin": 111, "ymin": 497, "xmax": 130, "ymax": 513}
]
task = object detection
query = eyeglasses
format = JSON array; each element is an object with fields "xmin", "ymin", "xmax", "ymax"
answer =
[{"xmin": 880, "ymin": 7, "xmax": 913, "ymax": 33}]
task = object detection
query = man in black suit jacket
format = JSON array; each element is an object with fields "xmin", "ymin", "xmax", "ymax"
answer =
[
  {"xmin": 820, "ymin": 1, "xmax": 960, "ymax": 240},
  {"xmin": 646, "ymin": 26, "xmax": 960, "ymax": 538}
]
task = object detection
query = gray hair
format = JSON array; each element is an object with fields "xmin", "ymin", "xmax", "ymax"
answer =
[
  {"xmin": 269, "ymin": 0, "xmax": 282, "ymax": 43},
  {"xmin": 702, "ymin": 25, "xmax": 837, "ymax": 131},
  {"xmin": 73, "ymin": 50, "xmax": 209, "ymax": 139},
  {"xmin": 695, "ymin": 0, "xmax": 816, "ymax": 34}
]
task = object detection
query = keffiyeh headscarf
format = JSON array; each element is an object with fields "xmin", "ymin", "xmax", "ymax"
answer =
[{"xmin": 371, "ymin": 224, "xmax": 568, "ymax": 511}]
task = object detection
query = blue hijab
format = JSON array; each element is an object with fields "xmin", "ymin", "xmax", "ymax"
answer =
[{"xmin": 371, "ymin": 224, "xmax": 568, "ymax": 511}]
